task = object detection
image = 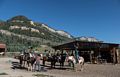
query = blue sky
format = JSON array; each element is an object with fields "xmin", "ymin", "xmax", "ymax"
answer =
[{"xmin": 0, "ymin": 0, "xmax": 120, "ymax": 43}]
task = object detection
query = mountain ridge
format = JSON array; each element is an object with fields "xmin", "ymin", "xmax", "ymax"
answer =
[
  {"xmin": 0, "ymin": 15, "xmax": 74, "ymax": 51},
  {"xmin": 0, "ymin": 15, "xmax": 102, "ymax": 52}
]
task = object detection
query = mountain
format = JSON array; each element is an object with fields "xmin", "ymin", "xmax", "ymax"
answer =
[
  {"xmin": 0, "ymin": 15, "xmax": 103, "ymax": 52},
  {"xmin": 7, "ymin": 15, "xmax": 31, "ymax": 22},
  {"xmin": 0, "ymin": 20, "xmax": 5, "ymax": 26},
  {"xmin": 41, "ymin": 24, "xmax": 73, "ymax": 38},
  {"xmin": 75, "ymin": 36, "xmax": 103, "ymax": 42},
  {"xmin": 0, "ymin": 15, "xmax": 73, "ymax": 52}
]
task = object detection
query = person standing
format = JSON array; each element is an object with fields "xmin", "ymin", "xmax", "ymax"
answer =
[
  {"xmin": 34, "ymin": 54, "xmax": 41, "ymax": 71},
  {"xmin": 74, "ymin": 43, "xmax": 79, "ymax": 64},
  {"xmin": 43, "ymin": 50, "xmax": 47, "ymax": 66}
]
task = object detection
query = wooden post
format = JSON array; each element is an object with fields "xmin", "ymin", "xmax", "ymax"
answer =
[
  {"xmin": 116, "ymin": 49, "xmax": 120, "ymax": 64},
  {"xmin": 94, "ymin": 49, "xmax": 99, "ymax": 64},
  {"xmin": 90, "ymin": 51, "xmax": 94, "ymax": 63},
  {"xmin": 112, "ymin": 47, "xmax": 117, "ymax": 64},
  {"xmin": 90, "ymin": 51, "xmax": 92, "ymax": 63}
]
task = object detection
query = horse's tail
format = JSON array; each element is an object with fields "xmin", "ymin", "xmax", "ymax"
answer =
[{"xmin": 82, "ymin": 57, "xmax": 85, "ymax": 65}]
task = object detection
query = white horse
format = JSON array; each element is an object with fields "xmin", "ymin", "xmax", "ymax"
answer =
[
  {"xmin": 0, "ymin": 52, "xmax": 4, "ymax": 56},
  {"xmin": 67, "ymin": 56, "xmax": 84, "ymax": 71}
]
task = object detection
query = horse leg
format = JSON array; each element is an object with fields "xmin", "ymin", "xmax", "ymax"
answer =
[
  {"xmin": 51, "ymin": 61, "xmax": 53, "ymax": 68},
  {"xmin": 29, "ymin": 63, "xmax": 32, "ymax": 71},
  {"xmin": 29, "ymin": 64, "xmax": 33, "ymax": 71},
  {"xmin": 60, "ymin": 62, "xmax": 63, "ymax": 68},
  {"xmin": 59, "ymin": 61, "xmax": 61, "ymax": 68},
  {"xmin": 33, "ymin": 61, "xmax": 36, "ymax": 72},
  {"xmin": 24, "ymin": 61, "xmax": 27, "ymax": 68},
  {"xmin": 22, "ymin": 60, "xmax": 25, "ymax": 67},
  {"xmin": 31, "ymin": 60, "xmax": 35, "ymax": 71},
  {"xmin": 68, "ymin": 60, "xmax": 71, "ymax": 66},
  {"xmin": 53, "ymin": 61, "xmax": 55, "ymax": 68},
  {"xmin": 25, "ymin": 61, "xmax": 27, "ymax": 67},
  {"xmin": 80, "ymin": 64, "xmax": 83, "ymax": 71},
  {"xmin": 72, "ymin": 62, "xmax": 75, "ymax": 70},
  {"xmin": 27, "ymin": 61, "xmax": 30, "ymax": 71},
  {"xmin": 80, "ymin": 62, "xmax": 84, "ymax": 71},
  {"xmin": 30, "ymin": 64, "xmax": 33, "ymax": 71},
  {"xmin": 62, "ymin": 61, "xmax": 64, "ymax": 67},
  {"xmin": 50, "ymin": 58, "xmax": 53, "ymax": 68}
]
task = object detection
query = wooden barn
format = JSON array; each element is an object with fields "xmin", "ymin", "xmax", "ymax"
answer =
[
  {"xmin": 53, "ymin": 41, "xmax": 120, "ymax": 64},
  {"xmin": 0, "ymin": 43, "xmax": 6, "ymax": 56}
]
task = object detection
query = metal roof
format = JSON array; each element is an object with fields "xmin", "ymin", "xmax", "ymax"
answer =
[
  {"xmin": 0, "ymin": 43, "xmax": 6, "ymax": 48},
  {"xmin": 52, "ymin": 41, "xmax": 119, "ymax": 50}
]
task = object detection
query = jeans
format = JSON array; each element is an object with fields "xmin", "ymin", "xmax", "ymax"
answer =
[{"xmin": 34, "ymin": 62, "xmax": 41, "ymax": 71}]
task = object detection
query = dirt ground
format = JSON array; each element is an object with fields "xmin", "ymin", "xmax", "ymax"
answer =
[{"xmin": 0, "ymin": 57, "xmax": 120, "ymax": 77}]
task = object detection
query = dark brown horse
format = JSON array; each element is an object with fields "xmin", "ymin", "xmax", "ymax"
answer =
[{"xmin": 50, "ymin": 53, "xmax": 66, "ymax": 68}]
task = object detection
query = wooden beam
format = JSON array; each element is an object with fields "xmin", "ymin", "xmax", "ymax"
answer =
[
  {"xmin": 116, "ymin": 49, "xmax": 120, "ymax": 64},
  {"xmin": 112, "ymin": 47, "xmax": 117, "ymax": 64}
]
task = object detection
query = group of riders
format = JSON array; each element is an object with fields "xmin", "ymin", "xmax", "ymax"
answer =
[{"xmin": 18, "ymin": 47, "xmax": 84, "ymax": 72}]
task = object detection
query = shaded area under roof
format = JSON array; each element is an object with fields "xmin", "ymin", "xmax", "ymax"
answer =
[{"xmin": 52, "ymin": 41, "xmax": 120, "ymax": 50}]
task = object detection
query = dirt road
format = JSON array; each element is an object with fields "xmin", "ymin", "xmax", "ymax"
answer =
[{"xmin": 0, "ymin": 57, "xmax": 120, "ymax": 77}]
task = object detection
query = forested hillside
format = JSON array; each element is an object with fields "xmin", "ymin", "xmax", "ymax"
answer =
[{"xmin": 0, "ymin": 15, "xmax": 73, "ymax": 52}]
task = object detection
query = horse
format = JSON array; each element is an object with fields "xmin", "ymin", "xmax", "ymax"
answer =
[
  {"xmin": 0, "ymin": 52, "xmax": 5, "ymax": 56},
  {"xmin": 19, "ymin": 52, "xmax": 36, "ymax": 71},
  {"xmin": 19, "ymin": 53, "xmax": 24, "ymax": 68},
  {"xmin": 19, "ymin": 53, "xmax": 28, "ymax": 68},
  {"xmin": 49, "ymin": 53, "xmax": 66, "ymax": 69},
  {"xmin": 27, "ymin": 53, "xmax": 36, "ymax": 71},
  {"xmin": 50, "ymin": 54, "xmax": 58, "ymax": 68},
  {"xmin": 67, "ymin": 56, "xmax": 84, "ymax": 71},
  {"xmin": 58, "ymin": 54, "xmax": 66, "ymax": 68}
]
